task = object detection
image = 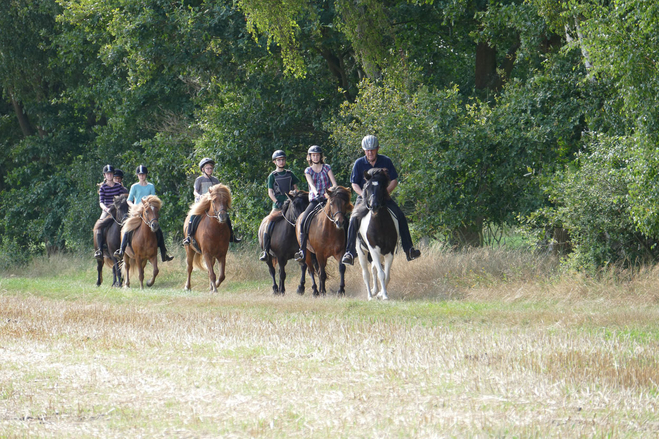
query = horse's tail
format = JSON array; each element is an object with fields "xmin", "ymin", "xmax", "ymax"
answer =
[{"xmin": 192, "ymin": 252, "xmax": 206, "ymax": 271}]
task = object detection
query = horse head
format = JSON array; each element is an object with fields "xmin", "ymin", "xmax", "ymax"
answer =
[
  {"xmin": 113, "ymin": 194, "xmax": 130, "ymax": 224},
  {"xmin": 207, "ymin": 184, "xmax": 231, "ymax": 224},
  {"xmin": 325, "ymin": 186, "xmax": 352, "ymax": 229},
  {"xmin": 285, "ymin": 190, "xmax": 310, "ymax": 220},
  {"xmin": 362, "ymin": 168, "xmax": 390, "ymax": 213},
  {"xmin": 141, "ymin": 195, "xmax": 161, "ymax": 233}
]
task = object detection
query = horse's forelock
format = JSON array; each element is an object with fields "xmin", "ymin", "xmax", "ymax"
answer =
[{"xmin": 210, "ymin": 184, "xmax": 231, "ymax": 209}]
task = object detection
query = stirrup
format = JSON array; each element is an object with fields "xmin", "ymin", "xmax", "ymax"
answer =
[
  {"xmin": 113, "ymin": 249, "xmax": 123, "ymax": 260},
  {"xmin": 259, "ymin": 251, "xmax": 268, "ymax": 261},
  {"xmin": 294, "ymin": 250, "xmax": 304, "ymax": 262},
  {"xmin": 94, "ymin": 249, "xmax": 103, "ymax": 260},
  {"xmin": 182, "ymin": 236, "xmax": 191, "ymax": 246},
  {"xmin": 341, "ymin": 252, "xmax": 354, "ymax": 266}
]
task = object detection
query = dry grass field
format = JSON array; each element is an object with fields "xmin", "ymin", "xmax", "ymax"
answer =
[{"xmin": 2, "ymin": 244, "xmax": 659, "ymax": 437}]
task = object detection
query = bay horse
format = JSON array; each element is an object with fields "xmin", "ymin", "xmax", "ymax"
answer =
[
  {"xmin": 95, "ymin": 193, "xmax": 129, "ymax": 287},
  {"xmin": 121, "ymin": 195, "xmax": 162, "ymax": 289},
  {"xmin": 183, "ymin": 184, "xmax": 231, "ymax": 293},
  {"xmin": 356, "ymin": 168, "xmax": 400, "ymax": 300},
  {"xmin": 295, "ymin": 186, "xmax": 352, "ymax": 296},
  {"xmin": 258, "ymin": 190, "xmax": 309, "ymax": 295}
]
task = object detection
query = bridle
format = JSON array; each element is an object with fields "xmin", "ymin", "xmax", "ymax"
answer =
[
  {"xmin": 324, "ymin": 196, "xmax": 348, "ymax": 228},
  {"xmin": 141, "ymin": 204, "xmax": 159, "ymax": 229},
  {"xmin": 206, "ymin": 196, "xmax": 228, "ymax": 222}
]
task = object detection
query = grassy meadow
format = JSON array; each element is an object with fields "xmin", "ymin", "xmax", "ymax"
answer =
[{"xmin": 2, "ymin": 244, "xmax": 659, "ymax": 437}]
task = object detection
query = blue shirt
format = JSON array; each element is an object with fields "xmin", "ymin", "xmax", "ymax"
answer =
[
  {"xmin": 128, "ymin": 182, "xmax": 156, "ymax": 204},
  {"xmin": 349, "ymin": 154, "xmax": 399, "ymax": 189}
]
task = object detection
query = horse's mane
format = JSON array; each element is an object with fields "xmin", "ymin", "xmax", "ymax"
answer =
[
  {"xmin": 328, "ymin": 186, "xmax": 354, "ymax": 212},
  {"xmin": 123, "ymin": 195, "xmax": 162, "ymax": 233},
  {"xmin": 282, "ymin": 190, "xmax": 309, "ymax": 220},
  {"xmin": 188, "ymin": 184, "xmax": 232, "ymax": 217}
]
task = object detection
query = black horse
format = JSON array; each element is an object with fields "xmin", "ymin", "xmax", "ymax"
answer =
[
  {"xmin": 356, "ymin": 168, "xmax": 399, "ymax": 300},
  {"xmin": 258, "ymin": 190, "xmax": 310, "ymax": 295},
  {"xmin": 95, "ymin": 193, "xmax": 129, "ymax": 287}
]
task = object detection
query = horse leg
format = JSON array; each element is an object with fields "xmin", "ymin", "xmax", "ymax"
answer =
[
  {"xmin": 137, "ymin": 258, "xmax": 146, "ymax": 289},
  {"xmin": 306, "ymin": 257, "xmax": 319, "ymax": 297},
  {"xmin": 215, "ymin": 255, "xmax": 226, "ymax": 288},
  {"xmin": 278, "ymin": 259, "xmax": 287, "ymax": 295},
  {"xmin": 372, "ymin": 256, "xmax": 388, "ymax": 300},
  {"xmin": 124, "ymin": 257, "xmax": 131, "ymax": 288},
  {"xmin": 146, "ymin": 256, "xmax": 159, "ymax": 287},
  {"xmin": 96, "ymin": 259, "xmax": 103, "ymax": 287},
  {"xmin": 267, "ymin": 257, "xmax": 278, "ymax": 294},
  {"xmin": 338, "ymin": 259, "xmax": 346, "ymax": 296},
  {"xmin": 380, "ymin": 254, "xmax": 395, "ymax": 300},
  {"xmin": 204, "ymin": 253, "xmax": 217, "ymax": 293},
  {"xmin": 357, "ymin": 249, "xmax": 373, "ymax": 300},
  {"xmin": 317, "ymin": 256, "xmax": 328, "ymax": 296},
  {"xmin": 184, "ymin": 248, "xmax": 194, "ymax": 290},
  {"xmin": 296, "ymin": 263, "xmax": 306, "ymax": 295}
]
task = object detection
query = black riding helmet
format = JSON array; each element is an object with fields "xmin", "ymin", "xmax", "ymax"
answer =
[
  {"xmin": 272, "ymin": 150, "xmax": 286, "ymax": 160},
  {"xmin": 102, "ymin": 164, "xmax": 114, "ymax": 174},
  {"xmin": 136, "ymin": 165, "xmax": 148, "ymax": 175},
  {"xmin": 114, "ymin": 169, "xmax": 125, "ymax": 178},
  {"xmin": 199, "ymin": 157, "xmax": 215, "ymax": 170},
  {"xmin": 307, "ymin": 145, "xmax": 322, "ymax": 155}
]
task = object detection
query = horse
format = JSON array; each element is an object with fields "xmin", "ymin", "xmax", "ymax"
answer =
[
  {"xmin": 95, "ymin": 193, "xmax": 129, "ymax": 287},
  {"xmin": 295, "ymin": 186, "xmax": 352, "ymax": 296},
  {"xmin": 183, "ymin": 184, "xmax": 232, "ymax": 293},
  {"xmin": 356, "ymin": 168, "xmax": 400, "ymax": 300},
  {"xmin": 121, "ymin": 195, "xmax": 162, "ymax": 289},
  {"xmin": 258, "ymin": 190, "xmax": 310, "ymax": 295}
]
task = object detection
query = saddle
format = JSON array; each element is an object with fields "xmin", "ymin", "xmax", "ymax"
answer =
[{"xmin": 300, "ymin": 199, "xmax": 326, "ymax": 234}]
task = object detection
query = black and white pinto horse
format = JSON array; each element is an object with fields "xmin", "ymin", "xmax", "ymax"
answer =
[{"xmin": 356, "ymin": 168, "xmax": 400, "ymax": 300}]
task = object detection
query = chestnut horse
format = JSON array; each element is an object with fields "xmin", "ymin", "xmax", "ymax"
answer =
[
  {"xmin": 95, "ymin": 193, "xmax": 129, "ymax": 287},
  {"xmin": 121, "ymin": 195, "xmax": 162, "ymax": 289},
  {"xmin": 356, "ymin": 168, "xmax": 400, "ymax": 300},
  {"xmin": 258, "ymin": 190, "xmax": 309, "ymax": 295},
  {"xmin": 295, "ymin": 186, "xmax": 352, "ymax": 296},
  {"xmin": 183, "ymin": 184, "xmax": 231, "ymax": 293}
]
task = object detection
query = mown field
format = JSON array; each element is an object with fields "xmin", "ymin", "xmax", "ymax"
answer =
[{"xmin": 2, "ymin": 244, "xmax": 659, "ymax": 438}]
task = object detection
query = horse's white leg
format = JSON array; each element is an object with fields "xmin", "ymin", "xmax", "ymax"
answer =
[
  {"xmin": 357, "ymin": 247, "xmax": 373, "ymax": 300},
  {"xmin": 370, "ymin": 250, "xmax": 387, "ymax": 300},
  {"xmin": 147, "ymin": 256, "xmax": 158, "ymax": 287},
  {"xmin": 380, "ymin": 254, "xmax": 394, "ymax": 300}
]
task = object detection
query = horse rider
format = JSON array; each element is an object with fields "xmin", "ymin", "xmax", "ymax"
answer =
[
  {"xmin": 294, "ymin": 145, "xmax": 338, "ymax": 262},
  {"xmin": 341, "ymin": 135, "xmax": 421, "ymax": 265},
  {"xmin": 259, "ymin": 150, "xmax": 300, "ymax": 261},
  {"xmin": 114, "ymin": 165, "xmax": 174, "ymax": 262},
  {"xmin": 182, "ymin": 157, "xmax": 240, "ymax": 250},
  {"xmin": 94, "ymin": 164, "xmax": 128, "ymax": 259}
]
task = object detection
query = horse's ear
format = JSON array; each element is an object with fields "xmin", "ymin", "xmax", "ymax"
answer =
[
  {"xmin": 142, "ymin": 198, "xmax": 148, "ymax": 207},
  {"xmin": 286, "ymin": 190, "xmax": 295, "ymax": 201},
  {"xmin": 381, "ymin": 168, "xmax": 390, "ymax": 179},
  {"xmin": 326, "ymin": 187, "xmax": 334, "ymax": 196},
  {"xmin": 363, "ymin": 170, "xmax": 371, "ymax": 180}
]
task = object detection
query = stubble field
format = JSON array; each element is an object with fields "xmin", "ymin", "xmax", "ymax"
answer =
[{"xmin": 2, "ymin": 245, "xmax": 659, "ymax": 437}]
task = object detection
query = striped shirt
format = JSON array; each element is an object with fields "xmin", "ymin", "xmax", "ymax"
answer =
[
  {"xmin": 99, "ymin": 183, "xmax": 128, "ymax": 207},
  {"xmin": 305, "ymin": 164, "xmax": 332, "ymax": 201}
]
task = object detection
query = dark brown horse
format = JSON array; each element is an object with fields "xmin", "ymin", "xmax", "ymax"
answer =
[
  {"xmin": 183, "ymin": 184, "xmax": 231, "ymax": 293},
  {"xmin": 258, "ymin": 190, "xmax": 309, "ymax": 295},
  {"xmin": 121, "ymin": 195, "xmax": 162, "ymax": 289},
  {"xmin": 356, "ymin": 168, "xmax": 399, "ymax": 300},
  {"xmin": 295, "ymin": 186, "xmax": 352, "ymax": 296},
  {"xmin": 95, "ymin": 193, "xmax": 129, "ymax": 287}
]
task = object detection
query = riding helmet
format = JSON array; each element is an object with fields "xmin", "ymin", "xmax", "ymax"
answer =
[
  {"xmin": 102, "ymin": 164, "xmax": 114, "ymax": 174},
  {"xmin": 307, "ymin": 145, "xmax": 322, "ymax": 155},
  {"xmin": 361, "ymin": 135, "xmax": 379, "ymax": 151},
  {"xmin": 199, "ymin": 157, "xmax": 215, "ymax": 170},
  {"xmin": 114, "ymin": 169, "xmax": 125, "ymax": 178},
  {"xmin": 136, "ymin": 165, "xmax": 148, "ymax": 175},
  {"xmin": 272, "ymin": 150, "xmax": 286, "ymax": 160}
]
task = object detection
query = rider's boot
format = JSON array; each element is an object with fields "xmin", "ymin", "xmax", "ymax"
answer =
[
  {"xmin": 294, "ymin": 233, "xmax": 306, "ymax": 262},
  {"xmin": 156, "ymin": 229, "xmax": 174, "ymax": 262},
  {"xmin": 228, "ymin": 217, "xmax": 241, "ymax": 243},
  {"xmin": 113, "ymin": 232, "xmax": 130, "ymax": 260},
  {"xmin": 406, "ymin": 247, "xmax": 421, "ymax": 261},
  {"xmin": 259, "ymin": 231, "xmax": 271, "ymax": 261},
  {"xmin": 94, "ymin": 229, "xmax": 104, "ymax": 260}
]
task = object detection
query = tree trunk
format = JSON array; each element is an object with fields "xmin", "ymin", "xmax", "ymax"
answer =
[
  {"xmin": 10, "ymin": 94, "xmax": 35, "ymax": 137},
  {"xmin": 474, "ymin": 41, "xmax": 498, "ymax": 90}
]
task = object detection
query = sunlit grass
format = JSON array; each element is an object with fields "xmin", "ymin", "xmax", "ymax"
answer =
[{"xmin": 2, "ymin": 245, "xmax": 659, "ymax": 437}]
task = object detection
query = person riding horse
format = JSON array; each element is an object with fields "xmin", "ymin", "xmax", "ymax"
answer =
[
  {"xmin": 183, "ymin": 157, "xmax": 240, "ymax": 250},
  {"xmin": 341, "ymin": 135, "xmax": 421, "ymax": 265},
  {"xmin": 94, "ymin": 164, "xmax": 128, "ymax": 259}
]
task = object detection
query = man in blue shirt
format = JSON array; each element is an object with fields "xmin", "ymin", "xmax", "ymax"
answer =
[{"xmin": 341, "ymin": 135, "xmax": 421, "ymax": 265}]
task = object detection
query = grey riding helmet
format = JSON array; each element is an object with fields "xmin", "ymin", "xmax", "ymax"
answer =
[
  {"xmin": 272, "ymin": 150, "xmax": 286, "ymax": 160},
  {"xmin": 361, "ymin": 135, "xmax": 379, "ymax": 150},
  {"xmin": 199, "ymin": 157, "xmax": 215, "ymax": 170}
]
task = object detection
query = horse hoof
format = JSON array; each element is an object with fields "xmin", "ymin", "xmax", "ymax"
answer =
[{"xmin": 296, "ymin": 286, "xmax": 304, "ymax": 295}]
